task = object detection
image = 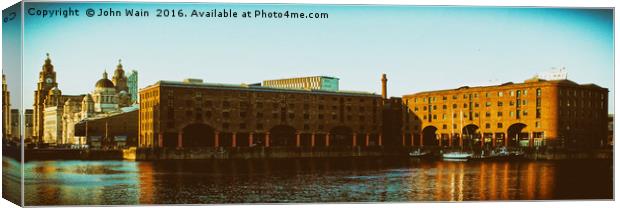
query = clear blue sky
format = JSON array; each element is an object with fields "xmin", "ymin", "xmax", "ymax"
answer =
[{"xmin": 14, "ymin": 3, "xmax": 614, "ymax": 112}]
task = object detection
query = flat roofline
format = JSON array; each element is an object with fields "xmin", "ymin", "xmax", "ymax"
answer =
[
  {"xmin": 402, "ymin": 79, "xmax": 608, "ymax": 98},
  {"xmin": 142, "ymin": 80, "xmax": 378, "ymax": 97},
  {"xmin": 263, "ymin": 75, "xmax": 340, "ymax": 81}
]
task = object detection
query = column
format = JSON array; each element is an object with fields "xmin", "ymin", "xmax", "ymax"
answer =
[
  {"xmin": 402, "ymin": 133, "xmax": 406, "ymax": 146},
  {"xmin": 158, "ymin": 133, "xmax": 163, "ymax": 148},
  {"xmin": 529, "ymin": 132, "xmax": 533, "ymax": 147},
  {"xmin": 505, "ymin": 132, "xmax": 509, "ymax": 147},
  {"xmin": 311, "ymin": 132, "xmax": 316, "ymax": 147},
  {"xmin": 296, "ymin": 132, "xmax": 301, "ymax": 147},
  {"xmin": 214, "ymin": 131, "xmax": 220, "ymax": 147},
  {"xmin": 410, "ymin": 133, "xmax": 415, "ymax": 146},
  {"xmin": 459, "ymin": 133, "xmax": 463, "ymax": 147},
  {"xmin": 492, "ymin": 133, "xmax": 496, "ymax": 147},
  {"xmin": 352, "ymin": 133, "xmax": 357, "ymax": 147},
  {"xmin": 365, "ymin": 133, "xmax": 370, "ymax": 147},
  {"xmin": 325, "ymin": 133, "xmax": 330, "ymax": 147},
  {"xmin": 438, "ymin": 133, "xmax": 442, "ymax": 147},
  {"xmin": 378, "ymin": 133, "xmax": 383, "ymax": 146},
  {"xmin": 177, "ymin": 132, "xmax": 183, "ymax": 148},
  {"xmin": 480, "ymin": 133, "xmax": 484, "ymax": 148},
  {"xmin": 232, "ymin": 132, "xmax": 237, "ymax": 147},
  {"xmin": 448, "ymin": 134, "xmax": 452, "ymax": 147},
  {"xmin": 265, "ymin": 132, "xmax": 271, "ymax": 147},
  {"xmin": 249, "ymin": 133, "xmax": 254, "ymax": 146},
  {"xmin": 419, "ymin": 133, "xmax": 424, "ymax": 147}
]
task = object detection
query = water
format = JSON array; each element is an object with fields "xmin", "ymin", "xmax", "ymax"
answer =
[{"xmin": 3, "ymin": 157, "xmax": 613, "ymax": 205}]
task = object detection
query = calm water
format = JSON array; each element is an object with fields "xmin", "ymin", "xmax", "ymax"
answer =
[{"xmin": 3, "ymin": 157, "xmax": 613, "ymax": 205}]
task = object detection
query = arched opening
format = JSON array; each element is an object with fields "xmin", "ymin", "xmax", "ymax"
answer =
[
  {"xmin": 507, "ymin": 123, "xmax": 527, "ymax": 147},
  {"xmin": 422, "ymin": 126, "xmax": 438, "ymax": 146},
  {"xmin": 330, "ymin": 126, "xmax": 353, "ymax": 147},
  {"xmin": 462, "ymin": 124, "xmax": 479, "ymax": 147},
  {"xmin": 269, "ymin": 125, "xmax": 296, "ymax": 147},
  {"xmin": 182, "ymin": 123, "xmax": 215, "ymax": 147}
]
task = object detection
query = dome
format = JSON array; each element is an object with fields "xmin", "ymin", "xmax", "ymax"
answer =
[
  {"xmin": 95, "ymin": 78, "xmax": 115, "ymax": 88},
  {"xmin": 95, "ymin": 70, "xmax": 115, "ymax": 88}
]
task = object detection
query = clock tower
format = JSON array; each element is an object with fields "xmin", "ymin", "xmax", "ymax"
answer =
[{"xmin": 33, "ymin": 53, "xmax": 59, "ymax": 144}]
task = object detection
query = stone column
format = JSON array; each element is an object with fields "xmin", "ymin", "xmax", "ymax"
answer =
[
  {"xmin": 214, "ymin": 131, "xmax": 220, "ymax": 147},
  {"xmin": 459, "ymin": 133, "xmax": 463, "ymax": 147},
  {"xmin": 480, "ymin": 133, "xmax": 484, "ymax": 148},
  {"xmin": 448, "ymin": 134, "xmax": 452, "ymax": 147},
  {"xmin": 410, "ymin": 133, "xmax": 415, "ymax": 146},
  {"xmin": 365, "ymin": 133, "xmax": 370, "ymax": 147},
  {"xmin": 438, "ymin": 133, "xmax": 442, "ymax": 147},
  {"xmin": 296, "ymin": 132, "xmax": 301, "ymax": 147},
  {"xmin": 529, "ymin": 132, "xmax": 533, "ymax": 147},
  {"xmin": 378, "ymin": 133, "xmax": 383, "ymax": 146},
  {"xmin": 402, "ymin": 133, "xmax": 406, "ymax": 146},
  {"xmin": 352, "ymin": 133, "xmax": 357, "ymax": 147},
  {"xmin": 325, "ymin": 133, "xmax": 331, "ymax": 147},
  {"xmin": 177, "ymin": 132, "xmax": 183, "ymax": 148},
  {"xmin": 505, "ymin": 132, "xmax": 509, "ymax": 147},
  {"xmin": 492, "ymin": 133, "xmax": 496, "ymax": 147},
  {"xmin": 311, "ymin": 132, "xmax": 316, "ymax": 147},
  {"xmin": 249, "ymin": 133, "xmax": 254, "ymax": 146},
  {"xmin": 232, "ymin": 132, "xmax": 237, "ymax": 147},
  {"xmin": 265, "ymin": 132, "xmax": 271, "ymax": 147}
]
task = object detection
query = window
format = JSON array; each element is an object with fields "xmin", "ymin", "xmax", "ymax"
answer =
[
  {"xmin": 485, "ymin": 102, "xmax": 491, "ymax": 107},
  {"xmin": 485, "ymin": 112, "xmax": 491, "ymax": 117},
  {"xmin": 443, "ymin": 105, "xmax": 447, "ymax": 110},
  {"xmin": 536, "ymin": 109, "xmax": 541, "ymax": 118},
  {"xmin": 497, "ymin": 112, "xmax": 503, "ymax": 117},
  {"xmin": 497, "ymin": 123, "xmax": 503, "ymax": 128},
  {"xmin": 485, "ymin": 123, "xmax": 491, "ymax": 128},
  {"xmin": 453, "ymin": 104, "xmax": 457, "ymax": 109},
  {"xmin": 536, "ymin": 88, "xmax": 542, "ymax": 96},
  {"xmin": 510, "ymin": 91, "xmax": 515, "ymax": 96},
  {"xmin": 498, "ymin": 92, "xmax": 504, "ymax": 97},
  {"xmin": 442, "ymin": 124, "xmax": 447, "ymax": 129},
  {"xmin": 497, "ymin": 101, "xmax": 503, "ymax": 107}
]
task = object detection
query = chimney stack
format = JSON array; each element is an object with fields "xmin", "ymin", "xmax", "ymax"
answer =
[{"xmin": 381, "ymin": 73, "xmax": 387, "ymax": 99}]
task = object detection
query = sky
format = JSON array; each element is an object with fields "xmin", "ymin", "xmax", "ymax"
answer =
[{"xmin": 9, "ymin": 2, "xmax": 614, "ymax": 112}]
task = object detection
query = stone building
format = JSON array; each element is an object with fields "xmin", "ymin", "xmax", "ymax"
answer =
[
  {"xmin": 24, "ymin": 109, "xmax": 33, "ymax": 143},
  {"xmin": 9, "ymin": 109, "xmax": 20, "ymax": 141},
  {"xmin": 33, "ymin": 54, "xmax": 134, "ymax": 146},
  {"xmin": 139, "ymin": 78, "xmax": 386, "ymax": 149},
  {"xmin": 262, "ymin": 76, "xmax": 340, "ymax": 91},
  {"xmin": 402, "ymin": 77, "xmax": 609, "ymax": 149},
  {"xmin": 2, "ymin": 74, "xmax": 11, "ymax": 141}
]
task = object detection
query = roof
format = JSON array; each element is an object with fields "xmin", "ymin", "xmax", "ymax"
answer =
[
  {"xmin": 403, "ymin": 78, "xmax": 607, "ymax": 98},
  {"xmin": 263, "ymin": 75, "xmax": 340, "ymax": 82},
  {"xmin": 143, "ymin": 80, "xmax": 378, "ymax": 97},
  {"xmin": 95, "ymin": 78, "xmax": 115, "ymax": 88}
]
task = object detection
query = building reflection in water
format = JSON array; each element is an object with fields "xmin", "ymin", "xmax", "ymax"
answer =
[{"xmin": 21, "ymin": 157, "xmax": 607, "ymax": 205}]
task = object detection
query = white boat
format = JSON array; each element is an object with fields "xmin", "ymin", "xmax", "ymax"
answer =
[
  {"xmin": 442, "ymin": 152, "xmax": 473, "ymax": 160},
  {"xmin": 409, "ymin": 149, "xmax": 431, "ymax": 157}
]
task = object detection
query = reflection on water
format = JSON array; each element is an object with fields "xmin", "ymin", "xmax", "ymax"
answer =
[
  {"xmin": 2, "ymin": 157, "xmax": 21, "ymax": 205},
  {"xmin": 12, "ymin": 157, "xmax": 612, "ymax": 205}
]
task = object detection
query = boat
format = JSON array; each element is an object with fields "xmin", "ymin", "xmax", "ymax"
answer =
[
  {"xmin": 409, "ymin": 149, "xmax": 431, "ymax": 158},
  {"xmin": 442, "ymin": 151, "xmax": 473, "ymax": 160}
]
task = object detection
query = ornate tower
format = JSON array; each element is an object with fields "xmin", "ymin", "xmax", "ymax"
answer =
[
  {"xmin": 33, "ymin": 53, "xmax": 59, "ymax": 143},
  {"xmin": 381, "ymin": 73, "xmax": 388, "ymax": 100},
  {"xmin": 112, "ymin": 59, "xmax": 129, "ymax": 94}
]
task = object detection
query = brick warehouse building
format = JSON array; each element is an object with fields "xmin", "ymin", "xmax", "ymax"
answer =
[
  {"xmin": 402, "ymin": 77, "xmax": 609, "ymax": 149},
  {"xmin": 138, "ymin": 77, "xmax": 401, "ymax": 151}
]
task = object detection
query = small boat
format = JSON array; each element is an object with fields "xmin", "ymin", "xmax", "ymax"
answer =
[
  {"xmin": 409, "ymin": 149, "xmax": 431, "ymax": 157},
  {"xmin": 442, "ymin": 151, "xmax": 473, "ymax": 160}
]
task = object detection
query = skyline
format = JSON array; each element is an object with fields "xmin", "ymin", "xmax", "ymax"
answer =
[{"xmin": 4, "ymin": 3, "xmax": 614, "ymax": 112}]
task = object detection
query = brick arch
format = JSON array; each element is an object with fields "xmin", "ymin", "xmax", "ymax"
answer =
[
  {"xmin": 422, "ymin": 125, "xmax": 438, "ymax": 146},
  {"xmin": 269, "ymin": 125, "xmax": 297, "ymax": 147},
  {"xmin": 329, "ymin": 126, "xmax": 353, "ymax": 147},
  {"xmin": 181, "ymin": 123, "xmax": 216, "ymax": 147}
]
